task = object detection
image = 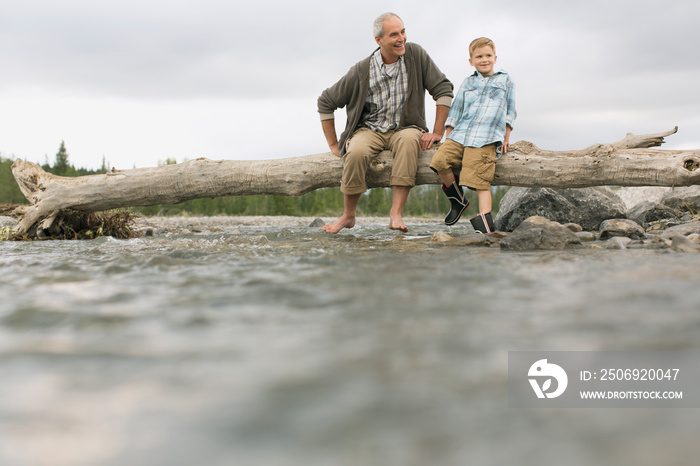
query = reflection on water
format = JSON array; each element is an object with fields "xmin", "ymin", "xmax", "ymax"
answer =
[{"xmin": 1, "ymin": 221, "xmax": 700, "ymax": 466}]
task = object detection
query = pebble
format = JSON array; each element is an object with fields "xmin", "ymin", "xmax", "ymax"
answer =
[{"xmin": 431, "ymin": 231, "xmax": 454, "ymax": 242}]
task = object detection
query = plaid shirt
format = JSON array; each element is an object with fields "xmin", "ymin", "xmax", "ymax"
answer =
[
  {"xmin": 447, "ymin": 70, "xmax": 516, "ymax": 153},
  {"xmin": 359, "ymin": 49, "xmax": 408, "ymax": 133}
]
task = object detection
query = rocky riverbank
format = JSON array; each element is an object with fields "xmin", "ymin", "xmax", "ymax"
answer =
[
  {"xmin": 487, "ymin": 186, "xmax": 700, "ymax": 252},
  {"xmin": 130, "ymin": 215, "xmax": 442, "ymax": 236},
  {"xmin": 3, "ymin": 185, "xmax": 700, "ymax": 252},
  {"xmin": 131, "ymin": 209, "xmax": 700, "ymax": 253}
]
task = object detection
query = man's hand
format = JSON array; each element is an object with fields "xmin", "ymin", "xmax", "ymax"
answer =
[
  {"xmin": 420, "ymin": 132, "xmax": 442, "ymax": 151},
  {"xmin": 422, "ymin": 104, "xmax": 449, "ymax": 151},
  {"xmin": 322, "ymin": 119, "xmax": 342, "ymax": 157}
]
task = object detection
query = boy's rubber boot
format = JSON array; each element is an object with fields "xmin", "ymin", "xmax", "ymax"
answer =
[
  {"xmin": 470, "ymin": 212, "xmax": 495, "ymax": 234},
  {"xmin": 442, "ymin": 182, "xmax": 469, "ymax": 225}
]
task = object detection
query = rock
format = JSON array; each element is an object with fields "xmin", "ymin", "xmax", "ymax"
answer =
[
  {"xmin": 0, "ymin": 216, "xmax": 18, "ymax": 229},
  {"xmin": 309, "ymin": 218, "xmax": 325, "ymax": 228},
  {"xmin": 604, "ymin": 236, "xmax": 632, "ymax": 249},
  {"xmin": 446, "ymin": 233, "xmax": 497, "ymax": 247},
  {"xmin": 661, "ymin": 186, "xmax": 700, "ymax": 212},
  {"xmin": 615, "ymin": 187, "xmax": 671, "ymax": 211},
  {"xmin": 431, "ymin": 231, "xmax": 454, "ymax": 242},
  {"xmin": 495, "ymin": 187, "xmax": 626, "ymax": 232},
  {"xmin": 430, "ymin": 230, "xmax": 496, "ymax": 246},
  {"xmin": 627, "ymin": 240, "xmax": 669, "ymax": 250},
  {"xmin": 575, "ymin": 231, "xmax": 597, "ymax": 242},
  {"xmin": 670, "ymin": 235, "xmax": 700, "ymax": 253},
  {"xmin": 659, "ymin": 221, "xmax": 700, "ymax": 240},
  {"xmin": 563, "ymin": 223, "xmax": 583, "ymax": 232},
  {"xmin": 626, "ymin": 201, "xmax": 679, "ymax": 226},
  {"xmin": 599, "ymin": 219, "xmax": 646, "ymax": 240},
  {"xmin": 499, "ymin": 216, "xmax": 583, "ymax": 251}
]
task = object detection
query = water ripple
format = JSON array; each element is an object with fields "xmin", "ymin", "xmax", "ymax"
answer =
[{"xmin": 2, "ymin": 224, "xmax": 700, "ymax": 465}]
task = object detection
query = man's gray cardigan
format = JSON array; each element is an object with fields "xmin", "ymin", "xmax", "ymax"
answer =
[{"xmin": 317, "ymin": 43, "xmax": 453, "ymax": 155}]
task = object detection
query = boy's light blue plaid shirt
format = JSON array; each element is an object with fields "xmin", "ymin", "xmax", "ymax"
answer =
[{"xmin": 446, "ymin": 70, "xmax": 516, "ymax": 153}]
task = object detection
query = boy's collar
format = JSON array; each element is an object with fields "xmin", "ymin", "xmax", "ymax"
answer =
[{"xmin": 471, "ymin": 70, "xmax": 504, "ymax": 78}]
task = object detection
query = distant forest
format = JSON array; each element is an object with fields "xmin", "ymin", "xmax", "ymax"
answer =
[{"xmin": 1, "ymin": 142, "xmax": 510, "ymax": 218}]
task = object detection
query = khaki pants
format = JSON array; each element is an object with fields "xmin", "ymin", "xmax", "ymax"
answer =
[
  {"xmin": 341, "ymin": 127, "xmax": 422, "ymax": 195},
  {"xmin": 429, "ymin": 139, "xmax": 497, "ymax": 190}
]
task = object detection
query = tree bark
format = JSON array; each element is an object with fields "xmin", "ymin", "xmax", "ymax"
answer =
[{"xmin": 10, "ymin": 127, "xmax": 700, "ymax": 237}]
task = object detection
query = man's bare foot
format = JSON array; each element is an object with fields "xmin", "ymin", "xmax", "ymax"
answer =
[
  {"xmin": 322, "ymin": 215, "xmax": 356, "ymax": 234},
  {"xmin": 388, "ymin": 213, "xmax": 408, "ymax": 233}
]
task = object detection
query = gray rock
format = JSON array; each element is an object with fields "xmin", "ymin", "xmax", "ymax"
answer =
[
  {"xmin": 449, "ymin": 234, "xmax": 497, "ymax": 247},
  {"xmin": 626, "ymin": 201, "xmax": 679, "ymax": 225},
  {"xmin": 430, "ymin": 231, "xmax": 495, "ymax": 247},
  {"xmin": 670, "ymin": 235, "xmax": 700, "ymax": 253},
  {"xmin": 660, "ymin": 221, "xmax": 700, "ymax": 239},
  {"xmin": 615, "ymin": 187, "xmax": 671, "ymax": 211},
  {"xmin": 500, "ymin": 216, "xmax": 583, "ymax": 251},
  {"xmin": 0, "ymin": 216, "xmax": 18, "ymax": 229},
  {"xmin": 599, "ymin": 219, "xmax": 646, "ymax": 240},
  {"xmin": 627, "ymin": 239, "xmax": 669, "ymax": 250},
  {"xmin": 309, "ymin": 218, "xmax": 325, "ymax": 228},
  {"xmin": 661, "ymin": 186, "xmax": 700, "ymax": 212},
  {"xmin": 604, "ymin": 236, "xmax": 632, "ymax": 249},
  {"xmin": 575, "ymin": 231, "xmax": 597, "ymax": 242},
  {"xmin": 495, "ymin": 187, "xmax": 626, "ymax": 232}
]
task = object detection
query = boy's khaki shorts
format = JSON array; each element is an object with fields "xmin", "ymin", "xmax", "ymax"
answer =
[{"xmin": 430, "ymin": 139, "xmax": 498, "ymax": 190}]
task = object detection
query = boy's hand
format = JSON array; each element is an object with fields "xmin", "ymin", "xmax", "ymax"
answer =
[
  {"xmin": 420, "ymin": 132, "xmax": 442, "ymax": 150},
  {"xmin": 502, "ymin": 125, "xmax": 512, "ymax": 153}
]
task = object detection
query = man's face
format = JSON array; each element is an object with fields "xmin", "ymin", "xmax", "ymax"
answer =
[
  {"xmin": 469, "ymin": 46, "xmax": 497, "ymax": 76},
  {"xmin": 375, "ymin": 16, "xmax": 406, "ymax": 64}
]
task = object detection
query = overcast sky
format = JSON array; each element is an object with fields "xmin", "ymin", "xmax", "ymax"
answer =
[{"xmin": 1, "ymin": 0, "xmax": 698, "ymax": 170}]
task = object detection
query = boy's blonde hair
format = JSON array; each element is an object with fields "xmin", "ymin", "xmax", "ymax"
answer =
[{"xmin": 469, "ymin": 37, "xmax": 496, "ymax": 57}]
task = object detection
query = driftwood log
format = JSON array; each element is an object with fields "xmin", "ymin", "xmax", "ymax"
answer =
[{"xmin": 9, "ymin": 127, "xmax": 700, "ymax": 237}]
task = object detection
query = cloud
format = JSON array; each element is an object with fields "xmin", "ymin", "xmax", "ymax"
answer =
[
  {"xmin": 0, "ymin": 0, "xmax": 697, "ymax": 169},
  {"xmin": 0, "ymin": 1, "xmax": 377, "ymax": 99}
]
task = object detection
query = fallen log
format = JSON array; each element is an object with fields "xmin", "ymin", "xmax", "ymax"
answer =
[{"xmin": 9, "ymin": 127, "xmax": 700, "ymax": 237}]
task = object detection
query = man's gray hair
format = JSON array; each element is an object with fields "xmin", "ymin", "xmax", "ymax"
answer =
[{"xmin": 373, "ymin": 12, "xmax": 402, "ymax": 38}]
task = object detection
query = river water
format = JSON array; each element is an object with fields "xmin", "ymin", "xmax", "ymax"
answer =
[{"xmin": 1, "ymin": 218, "xmax": 699, "ymax": 466}]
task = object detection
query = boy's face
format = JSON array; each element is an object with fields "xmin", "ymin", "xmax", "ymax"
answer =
[{"xmin": 469, "ymin": 46, "xmax": 497, "ymax": 76}]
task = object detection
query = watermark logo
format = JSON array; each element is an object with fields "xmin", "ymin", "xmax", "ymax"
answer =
[
  {"xmin": 510, "ymin": 351, "xmax": 697, "ymax": 408},
  {"xmin": 528, "ymin": 359, "xmax": 568, "ymax": 399}
]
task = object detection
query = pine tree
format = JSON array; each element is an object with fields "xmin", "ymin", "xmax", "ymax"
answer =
[{"xmin": 53, "ymin": 141, "xmax": 70, "ymax": 176}]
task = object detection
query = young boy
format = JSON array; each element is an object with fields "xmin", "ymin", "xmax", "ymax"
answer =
[{"xmin": 430, "ymin": 37, "xmax": 516, "ymax": 233}]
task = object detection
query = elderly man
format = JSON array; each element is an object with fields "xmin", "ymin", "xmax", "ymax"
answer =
[{"xmin": 318, "ymin": 12, "xmax": 453, "ymax": 233}]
